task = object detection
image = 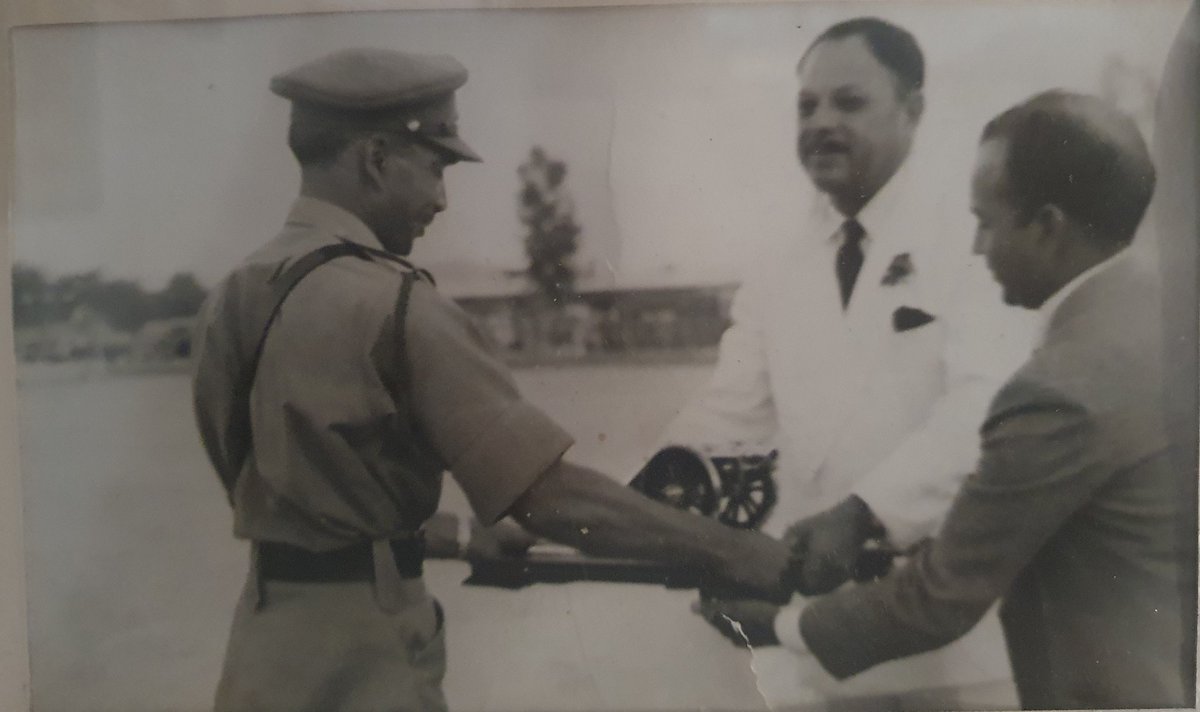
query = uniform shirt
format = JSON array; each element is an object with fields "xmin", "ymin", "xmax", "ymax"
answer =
[{"xmin": 193, "ymin": 197, "xmax": 573, "ymax": 550}]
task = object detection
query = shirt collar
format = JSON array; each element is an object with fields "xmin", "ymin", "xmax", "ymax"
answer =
[
  {"xmin": 1036, "ymin": 249, "xmax": 1126, "ymax": 345},
  {"xmin": 855, "ymin": 149, "xmax": 919, "ymax": 241},
  {"xmin": 285, "ymin": 196, "xmax": 386, "ymax": 252}
]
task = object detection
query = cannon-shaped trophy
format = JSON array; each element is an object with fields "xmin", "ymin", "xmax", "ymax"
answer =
[
  {"xmin": 628, "ymin": 445, "xmax": 779, "ymax": 530},
  {"xmin": 464, "ymin": 444, "xmax": 893, "ymax": 589}
]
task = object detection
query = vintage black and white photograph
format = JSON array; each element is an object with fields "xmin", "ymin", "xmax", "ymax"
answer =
[{"xmin": 6, "ymin": 0, "xmax": 1198, "ymax": 710}]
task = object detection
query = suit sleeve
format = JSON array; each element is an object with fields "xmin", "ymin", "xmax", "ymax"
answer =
[
  {"xmin": 657, "ymin": 277, "xmax": 779, "ymax": 452},
  {"xmin": 800, "ymin": 378, "xmax": 1112, "ymax": 679},
  {"xmin": 851, "ymin": 258, "xmax": 1038, "ymax": 547}
]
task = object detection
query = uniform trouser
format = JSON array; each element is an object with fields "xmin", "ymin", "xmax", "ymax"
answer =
[{"xmin": 214, "ymin": 553, "xmax": 447, "ymax": 712}]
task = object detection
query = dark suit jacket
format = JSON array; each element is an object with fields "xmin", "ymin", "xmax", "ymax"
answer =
[{"xmin": 799, "ymin": 253, "xmax": 1196, "ymax": 709}]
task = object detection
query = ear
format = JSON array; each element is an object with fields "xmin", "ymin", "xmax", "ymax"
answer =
[
  {"xmin": 903, "ymin": 90, "xmax": 925, "ymax": 125},
  {"xmin": 1032, "ymin": 204, "xmax": 1070, "ymax": 246},
  {"xmin": 357, "ymin": 134, "xmax": 391, "ymax": 191}
]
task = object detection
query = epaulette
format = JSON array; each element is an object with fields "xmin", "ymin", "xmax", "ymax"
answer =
[{"xmin": 338, "ymin": 240, "xmax": 437, "ymax": 286}]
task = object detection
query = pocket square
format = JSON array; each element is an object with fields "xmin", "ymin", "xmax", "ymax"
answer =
[{"xmin": 893, "ymin": 306, "xmax": 936, "ymax": 332}]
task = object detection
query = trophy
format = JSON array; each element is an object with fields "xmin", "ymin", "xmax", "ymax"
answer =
[{"xmin": 627, "ymin": 445, "xmax": 779, "ymax": 530}]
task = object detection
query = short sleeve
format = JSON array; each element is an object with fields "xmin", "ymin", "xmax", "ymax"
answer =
[{"xmin": 401, "ymin": 280, "xmax": 574, "ymax": 524}]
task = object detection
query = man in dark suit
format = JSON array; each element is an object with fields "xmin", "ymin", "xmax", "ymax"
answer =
[{"xmin": 700, "ymin": 90, "xmax": 1195, "ymax": 709}]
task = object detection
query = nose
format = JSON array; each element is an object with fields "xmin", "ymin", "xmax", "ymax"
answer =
[{"xmin": 803, "ymin": 100, "xmax": 837, "ymax": 133}]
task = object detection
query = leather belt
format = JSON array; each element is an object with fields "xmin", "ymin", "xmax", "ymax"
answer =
[{"xmin": 257, "ymin": 538, "xmax": 425, "ymax": 583}]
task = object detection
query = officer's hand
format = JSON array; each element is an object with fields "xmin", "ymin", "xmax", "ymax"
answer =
[
  {"xmin": 712, "ymin": 532, "xmax": 795, "ymax": 604},
  {"xmin": 784, "ymin": 495, "xmax": 880, "ymax": 596},
  {"xmin": 692, "ymin": 595, "xmax": 781, "ymax": 648}
]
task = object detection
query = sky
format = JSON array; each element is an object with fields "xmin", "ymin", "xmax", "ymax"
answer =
[{"xmin": 10, "ymin": 0, "xmax": 1189, "ymax": 296}]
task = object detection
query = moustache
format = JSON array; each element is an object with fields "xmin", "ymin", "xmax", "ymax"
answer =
[{"xmin": 800, "ymin": 134, "xmax": 851, "ymax": 159}]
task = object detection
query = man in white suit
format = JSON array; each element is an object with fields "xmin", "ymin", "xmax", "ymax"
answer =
[{"xmin": 663, "ymin": 17, "xmax": 1035, "ymax": 705}]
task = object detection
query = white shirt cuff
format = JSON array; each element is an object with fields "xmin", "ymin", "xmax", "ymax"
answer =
[{"xmin": 773, "ymin": 603, "xmax": 810, "ymax": 654}]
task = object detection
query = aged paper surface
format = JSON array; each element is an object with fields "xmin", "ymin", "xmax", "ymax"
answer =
[{"xmin": 1, "ymin": 1, "xmax": 1193, "ymax": 711}]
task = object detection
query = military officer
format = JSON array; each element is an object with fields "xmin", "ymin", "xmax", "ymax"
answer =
[{"xmin": 191, "ymin": 48, "xmax": 793, "ymax": 712}]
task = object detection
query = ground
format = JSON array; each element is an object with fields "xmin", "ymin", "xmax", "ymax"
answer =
[{"xmin": 16, "ymin": 364, "xmax": 1016, "ymax": 712}]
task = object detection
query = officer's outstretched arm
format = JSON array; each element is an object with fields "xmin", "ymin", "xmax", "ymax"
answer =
[{"xmin": 508, "ymin": 458, "xmax": 793, "ymax": 602}]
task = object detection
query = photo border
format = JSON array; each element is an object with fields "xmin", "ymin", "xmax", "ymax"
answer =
[{"xmin": 1, "ymin": 2, "xmax": 1192, "ymax": 711}]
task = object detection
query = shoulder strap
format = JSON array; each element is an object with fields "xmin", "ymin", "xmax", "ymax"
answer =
[
  {"xmin": 352, "ymin": 243, "xmax": 437, "ymax": 286},
  {"xmin": 218, "ymin": 242, "xmax": 376, "ymax": 501},
  {"xmin": 393, "ymin": 270, "xmax": 419, "ymax": 391},
  {"xmin": 251, "ymin": 243, "xmax": 368, "ymax": 377}
]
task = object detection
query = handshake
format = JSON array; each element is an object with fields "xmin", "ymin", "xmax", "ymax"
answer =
[
  {"xmin": 696, "ymin": 494, "xmax": 894, "ymax": 648},
  {"xmin": 626, "ymin": 444, "xmax": 892, "ymax": 599},
  {"xmin": 438, "ymin": 441, "xmax": 895, "ymax": 651},
  {"xmin": 442, "ymin": 493, "xmax": 891, "ymax": 600}
]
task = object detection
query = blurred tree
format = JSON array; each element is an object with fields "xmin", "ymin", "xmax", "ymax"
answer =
[
  {"xmin": 518, "ymin": 146, "xmax": 580, "ymax": 305},
  {"xmin": 51, "ymin": 271, "xmax": 103, "ymax": 323},
  {"xmin": 88, "ymin": 279, "xmax": 151, "ymax": 332},
  {"xmin": 14, "ymin": 266, "xmax": 208, "ymax": 334},
  {"xmin": 155, "ymin": 272, "xmax": 207, "ymax": 320},
  {"xmin": 12, "ymin": 263, "xmax": 50, "ymax": 328}
]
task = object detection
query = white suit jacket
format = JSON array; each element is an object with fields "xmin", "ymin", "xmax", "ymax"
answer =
[
  {"xmin": 662, "ymin": 155, "xmax": 1039, "ymax": 700},
  {"xmin": 663, "ymin": 156, "xmax": 1037, "ymax": 544}
]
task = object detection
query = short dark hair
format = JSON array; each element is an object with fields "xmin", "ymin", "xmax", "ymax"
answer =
[
  {"xmin": 286, "ymin": 103, "xmax": 420, "ymax": 167},
  {"xmin": 982, "ymin": 90, "xmax": 1156, "ymax": 244},
  {"xmin": 798, "ymin": 17, "xmax": 925, "ymax": 97},
  {"xmin": 287, "ymin": 121, "xmax": 361, "ymax": 166}
]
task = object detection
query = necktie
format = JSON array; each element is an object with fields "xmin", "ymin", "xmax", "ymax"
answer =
[{"xmin": 836, "ymin": 219, "xmax": 866, "ymax": 309}]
